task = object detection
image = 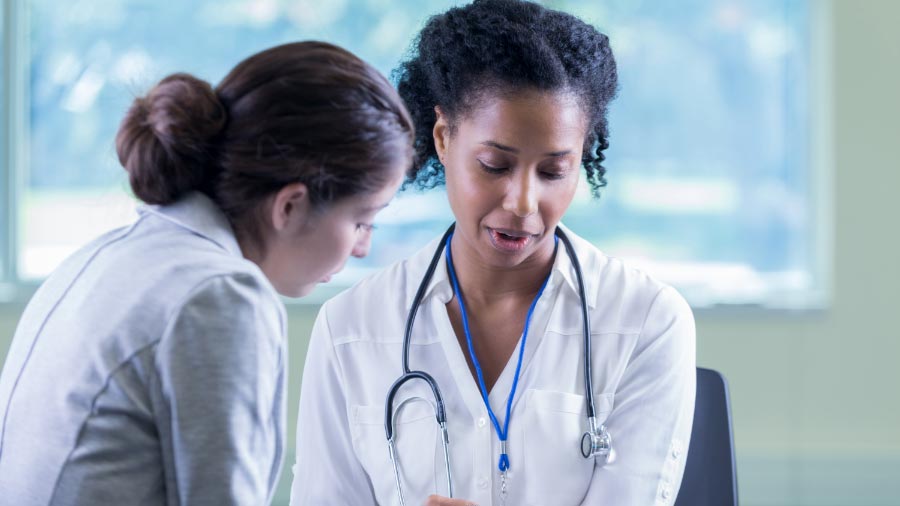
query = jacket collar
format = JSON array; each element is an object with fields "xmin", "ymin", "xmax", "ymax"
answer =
[{"xmin": 138, "ymin": 192, "xmax": 243, "ymax": 258}]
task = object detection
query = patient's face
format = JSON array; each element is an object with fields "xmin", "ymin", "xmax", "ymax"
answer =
[{"xmin": 260, "ymin": 172, "xmax": 403, "ymax": 298}]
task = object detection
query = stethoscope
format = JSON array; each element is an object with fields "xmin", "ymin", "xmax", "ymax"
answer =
[{"xmin": 384, "ymin": 223, "xmax": 613, "ymax": 504}]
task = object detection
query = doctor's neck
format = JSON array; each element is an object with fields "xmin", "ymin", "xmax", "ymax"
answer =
[{"xmin": 448, "ymin": 231, "xmax": 556, "ymax": 305}]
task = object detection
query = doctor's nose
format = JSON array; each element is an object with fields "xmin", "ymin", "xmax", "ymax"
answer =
[{"xmin": 503, "ymin": 171, "xmax": 538, "ymax": 218}]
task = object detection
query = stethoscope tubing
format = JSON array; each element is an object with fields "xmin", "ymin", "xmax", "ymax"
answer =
[
  {"xmin": 554, "ymin": 227, "xmax": 596, "ymax": 419},
  {"xmin": 384, "ymin": 223, "xmax": 604, "ymax": 503}
]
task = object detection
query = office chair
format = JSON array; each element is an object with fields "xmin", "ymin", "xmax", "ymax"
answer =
[{"xmin": 674, "ymin": 367, "xmax": 738, "ymax": 506}]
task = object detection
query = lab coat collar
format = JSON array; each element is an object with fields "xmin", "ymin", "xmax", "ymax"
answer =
[
  {"xmin": 404, "ymin": 233, "xmax": 455, "ymax": 309},
  {"xmin": 405, "ymin": 222, "xmax": 601, "ymax": 310},
  {"xmin": 552, "ymin": 222, "xmax": 602, "ymax": 309},
  {"xmin": 138, "ymin": 192, "xmax": 244, "ymax": 258}
]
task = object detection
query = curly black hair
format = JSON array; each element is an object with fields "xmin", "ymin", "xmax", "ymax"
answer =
[{"xmin": 394, "ymin": 0, "xmax": 618, "ymax": 197}]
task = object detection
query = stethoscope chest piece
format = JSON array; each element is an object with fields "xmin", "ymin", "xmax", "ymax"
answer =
[{"xmin": 581, "ymin": 417, "xmax": 614, "ymax": 465}]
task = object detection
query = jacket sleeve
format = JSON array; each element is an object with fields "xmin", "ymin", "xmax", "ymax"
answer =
[
  {"xmin": 290, "ymin": 301, "xmax": 378, "ymax": 505},
  {"xmin": 153, "ymin": 273, "xmax": 287, "ymax": 506},
  {"xmin": 581, "ymin": 286, "xmax": 696, "ymax": 505}
]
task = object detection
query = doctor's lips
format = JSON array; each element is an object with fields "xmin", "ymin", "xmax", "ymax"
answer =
[{"xmin": 487, "ymin": 227, "xmax": 537, "ymax": 253}]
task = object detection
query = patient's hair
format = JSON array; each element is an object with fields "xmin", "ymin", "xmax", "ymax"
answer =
[
  {"xmin": 117, "ymin": 41, "xmax": 414, "ymax": 241},
  {"xmin": 394, "ymin": 0, "xmax": 618, "ymax": 196}
]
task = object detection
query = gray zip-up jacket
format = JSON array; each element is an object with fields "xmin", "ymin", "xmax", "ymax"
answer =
[{"xmin": 0, "ymin": 192, "xmax": 287, "ymax": 505}]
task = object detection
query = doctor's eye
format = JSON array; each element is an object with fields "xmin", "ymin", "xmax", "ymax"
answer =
[
  {"xmin": 477, "ymin": 160, "xmax": 509, "ymax": 175},
  {"xmin": 540, "ymin": 170, "xmax": 567, "ymax": 181},
  {"xmin": 356, "ymin": 223, "xmax": 376, "ymax": 233}
]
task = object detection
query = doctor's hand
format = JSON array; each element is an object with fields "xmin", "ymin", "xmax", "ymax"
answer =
[{"xmin": 423, "ymin": 495, "xmax": 478, "ymax": 506}]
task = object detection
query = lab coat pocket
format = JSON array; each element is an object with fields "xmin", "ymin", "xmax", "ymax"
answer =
[
  {"xmin": 351, "ymin": 400, "xmax": 438, "ymax": 506},
  {"xmin": 521, "ymin": 389, "xmax": 614, "ymax": 506}
]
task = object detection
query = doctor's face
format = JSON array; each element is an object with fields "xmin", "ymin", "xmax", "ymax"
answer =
[{"xmin": 434, "ymin": 88, "xmax": 587, "ymax": 268}]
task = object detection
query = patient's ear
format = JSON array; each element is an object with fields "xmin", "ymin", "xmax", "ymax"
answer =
[{"xmin": 270, "ymin": 182, "xmax": 311, "ymax": 234}]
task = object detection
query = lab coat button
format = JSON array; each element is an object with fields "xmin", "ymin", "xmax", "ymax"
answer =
[
  {"xmin": 477, "ymin": 417, "xmax": 487, "ymax": 428},
  {"xmin": 661, "ymin": 485, "xmax": 671, "ymax": 499},
  {"xmin": 671, "ymin": 440, "xmax": 683, "ymax": 459},
  {"xmin": 478, "ymin": 477, "xmax": 489, "ymax": 489}
]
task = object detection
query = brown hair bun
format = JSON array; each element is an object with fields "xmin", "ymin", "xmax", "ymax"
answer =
[{"xmin": 116, "ymin": 73, "xmax": 227, "ymax": 205}]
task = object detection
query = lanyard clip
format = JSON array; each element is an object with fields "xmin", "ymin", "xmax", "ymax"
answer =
[{"xmin": 499, "ymin": 440, "xmax": 510, "ymax": 471}]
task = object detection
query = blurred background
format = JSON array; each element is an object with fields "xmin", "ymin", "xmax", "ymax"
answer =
[{"xmin": 1, "ymin": 0, "xmax": 898, "ymax": 504}]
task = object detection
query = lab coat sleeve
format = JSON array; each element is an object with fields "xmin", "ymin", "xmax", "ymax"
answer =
[
  {"xmin": 290, "ymin": 301, "xmax": 377, "ymax": 505},
  {"xmin": 153, "ymin": 273, "xmax": 286, "ymax": 506},
  {"xmin": 580, "ymin": 286, "xmax": 696, "ymax": 505}
]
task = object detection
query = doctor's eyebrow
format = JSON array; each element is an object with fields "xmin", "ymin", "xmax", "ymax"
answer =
[{"xmin": 480, "ymin": 140, "xmax": 572, "ymax": 157}]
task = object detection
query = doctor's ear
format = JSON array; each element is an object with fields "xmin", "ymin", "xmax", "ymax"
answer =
[
  {"xmin": 433, "ymin": 106, "xmax": 451, "ymax": 164},
  {"xmin": 269, "ymin": 182, "xmax": 311, "ymax": 233}
]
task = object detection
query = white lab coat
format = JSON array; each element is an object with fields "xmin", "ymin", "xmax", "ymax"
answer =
[{"xmin": 291, "ymin": 226, "xmax": 695, "ymax": 506}]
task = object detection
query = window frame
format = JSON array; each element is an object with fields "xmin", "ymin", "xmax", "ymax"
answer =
[{"xmin": 1, "ymin": 0, "xmax": 34, "ymax": 303}]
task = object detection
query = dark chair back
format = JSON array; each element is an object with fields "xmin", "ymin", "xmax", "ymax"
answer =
[{"xmin": 674, "ymin": 367, "xmax": 738, "ymax": 506}]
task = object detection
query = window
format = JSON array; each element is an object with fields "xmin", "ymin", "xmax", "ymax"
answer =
[{"xmin": 1, "ymin": 0, "xmax": 824, "ymax": 309}]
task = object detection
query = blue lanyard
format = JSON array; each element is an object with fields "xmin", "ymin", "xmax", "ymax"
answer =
[{"xmin": 444, "ymin": 233, "xmax": 555, "ymax": 472}]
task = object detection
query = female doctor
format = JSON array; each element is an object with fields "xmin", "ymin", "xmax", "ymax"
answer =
[
  {"xmin": 0, "ymin": 42, "xmax": 413, "ymax": 505},
  {"xmin": 291, "ymin": 1, "xmax": 696, "ymax": 505}
]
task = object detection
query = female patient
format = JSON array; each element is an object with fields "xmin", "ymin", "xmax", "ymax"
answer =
[
  {"xmin": 0, "ymin": 41, "xmax": 412, "ymax": 505},
  {"xmin": 291, "ymin": 1, "xmax": 695, "ymax": 505}
]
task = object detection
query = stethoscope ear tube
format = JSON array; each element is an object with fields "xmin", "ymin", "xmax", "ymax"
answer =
[{"xmin": 386, "ymin": 224, "xmax": 458, "ymax": 502}]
